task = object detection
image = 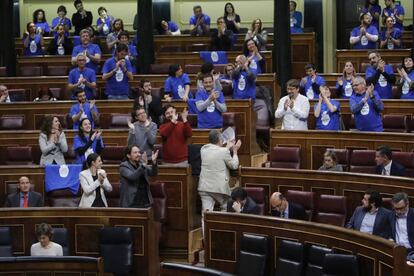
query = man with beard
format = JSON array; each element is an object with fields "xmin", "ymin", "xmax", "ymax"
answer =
[
  {"xmin": 389, "ymin": 192, "xmax": 414, "ymax": 252},
  {"xmin": 159, "ymin": 104, "xmax": 192, "ymax": 166},
  {"xmin": 71, "ymin": 29, "xmax": 101, "ymax": 73},
  {"xmin": 70, "ymin": 90, "xmax": 99, "ymax": 130},
  {"xmin": 365, "ymin": 51, "xmax": 396, "ymax": 99},
  {"xmin": 346, "ymin": 191, "xmax": 391, "ymax": 238},
  {"xmin": 71, "ymin": 0, "xmax": 93, "ymax": 36},
  {"xmin": 133, "ymin": 80, "xmax": 163, "ymax": 126},
  {"xmin": 350, "ymin": 12, "xmax": 378, "ymax": 49}
]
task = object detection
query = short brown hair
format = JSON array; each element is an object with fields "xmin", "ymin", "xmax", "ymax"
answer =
[
  {"xmin": 286, "ymin": 79, "xmax": 300, "ymax": 89},
  {"xmin": 35, "ymin": 223, "xmax": 53, "ymax": 239}
]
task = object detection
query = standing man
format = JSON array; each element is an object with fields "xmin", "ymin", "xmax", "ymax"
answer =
[
  {"xmin": 350, "ymin": 12, "xmax": 379, "ymax": 49},
  {"xmin": 198, "ymin": 130, "xmax": 241, "ymax": 229},
  {"xmin": 67, "ymin": 53, "xmax": 96, "ymax": 100},
  {"xmin": 133, "ymin": 80, "xmax": 163, "ymax": 126},
  {"xmin": 375, "ymin": 146, "xmax": 406, "ymax": 176},
  {"xmin": 70, "ymin": 90, "xmax": 100, "ymax": 130},
  {"xmin": 189, "ymin": 5, "xmax": 211, "ymax": 36},
  {"xmin": 290, "ymin": 1, "xmax": 303, "ymax": 33},
  {"xmin": 211, "ymin": 17, "xmax": 233, "ymax": 51},
  {"xmin": 159, "ymin": 104, "xmax": 192, "ymax": 166},
  {"xmin": 71, "ymin": 29, "xmax": 101, "ymax": 74},
  {"xmin": 365, "ymin": 51, "xmax": 396, "ymax": 99},
  {"xmin": 275, "ymin": 79, "xmax": 310, "ymax": 130},
  {"xmin": 389, "ymin": 192, "xmax": 414, "ymax": 252},
  {"xmin": 346, "ymin": 191, "xmax": 391, "ymax": 238},
  {"xmin": 102, "ymin": 43, "xmax": 133, "ymax": 100},
  {"xmin": 349, "ymin": 76, "xmax": 384, "ymax": 132},
  {"xmin": 71, "ymin": 0, "xmax": 93, "ymax": 35},
  {"xmin": 300, "ymin": 63, "xmax": 326, "ymax": 100},
  {"xmin": 4, "ymin": 176, "xmax": 43, "ymax": 207},
  {"xmin": 232, "ymin": 55, "xmax": 256, "ymax": 100}
]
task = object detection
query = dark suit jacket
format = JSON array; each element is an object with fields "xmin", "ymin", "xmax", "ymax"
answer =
[
  {"xmin": 4, "ymin": 191, "xmax": 44, "ymax": 207},
  {"xmin": 271, "ymin": 202, "xmax": 307, "ymax": 221},
  {"xmin": 346, "ymin": 206, "xmax": 391, "ymax": 238},
  {"xmin": 227, "ymin": 197, "xmax": 260, "ymax": 215},
  {"xmin": 375, "ymin": 161, "xmax": 406, "ymax": 176},
  {"xmin": 390, "ymin": 208, "xmax": 414, "ymax": 249}
]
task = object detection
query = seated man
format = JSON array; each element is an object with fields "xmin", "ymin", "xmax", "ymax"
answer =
[
  {"xmin": 275, "ymin": 79, "xmax": 310, "ymax": 130},
  {"xmin": 67, "ymin": 53, "xmax": 96, "ymax": 100},
  {"xmin": 365, "ymin": 51, "xmax": 396, "ymax": 99},
  {"xmin": 227, "ymin": 187, "xmax": 260, "ymax": 215},
  {"xmin": 71, "ymin": 29, "xmax": 101, "ymax": 73},
  {"xmin": 349, "ymin": 76, "xmax": 384, "ymax": 132},
  {"xmin": 189, "ymin": 5, "xmax": 210, "ymax": 36},
  {"xmin": 0, "ymin": 85, "xmax": 11, "ymax": 103},
  {"xmin": 232, "ymin": 55, "xmax": 256, "ymax": 100},
  {"xmin": 159, "ymin": 104, "xmax": 192, "ymax": 166},
  {"xmin": 270, "ymin": 192, "xmax": 306, "ymax": 220},
  {"xmin": 300, "ymin": 63, "xmax": 326, "ymax": 100},
  {"xmin": 350, "ymin": 12, "xmax": 378, "ymax": 49},
  {"xmin": 4, "ymin": 176, "xmax": 43, "ymax": 207},
  {"xmin": 211, "ymin": 17, "xmax": 233, "ymax": 51},
  {"xmin": 389, "ymin": 192, "xmax": 414, "ymax": 251},
  {"xmin": 375, "ymin": 146, "xmax": 405, "ymax": 176},
  {"xmin": 346, "ymin": 190, "xmax": 391, "ymax": 238},
  {"xmin": 70, "ymin": 90, "xmax": 100, "ymax": 130},
  {"xmin": 195, "ymin": 74, "xmax": 227, "ymax": 129},
  {"xmin": 102, "ymin": 43, "xmax": 133, "ymax": 100}
]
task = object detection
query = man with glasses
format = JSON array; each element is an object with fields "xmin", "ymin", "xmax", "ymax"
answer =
[
  {"xmin": 389, "ymin": 192, "xmax": 414, "ymax": 252},
  {"xmin": 68, "ymin": 53, "xmax": 96, "ymax": 100},
  {"xmin": 349, "ymin": 76, "xmax": 384, "ymax": 131},
  {"xmin": 270, "ymin": 192, "xmax": 307, "ymax": 220},
  {"xmin": 211, "ymin": 17, "xmax": 233, "ymax": 51}
]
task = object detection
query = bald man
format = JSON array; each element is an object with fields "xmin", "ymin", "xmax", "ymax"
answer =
[
  {"xmin": 4, "ymin": 176, "xmax": 43, "ymax": 207},
  {"xmin": 270, "ymin": 192, "xmax": 306, "ymax": 220}
]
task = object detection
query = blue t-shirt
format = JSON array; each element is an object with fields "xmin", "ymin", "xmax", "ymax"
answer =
[
  {"xmin": 112, "ymin": 44, "xmax": 137, "ymax": 74},
  {"xmin": 291, "ymin": 11, "xmax": 303, "ymax": 33},
  {"xmin": 350, "ymin": 91, "xmax": 383, "ymax": 132},
  {"xmin": 336, "ymin": 78, "xmax": 355, "ymax": 99},
  {"xmin": 365, "ymin": 65, "xmax": 394, "ymax": 99},
  {"xmin": 350, "ymin": 25, "xmax": 378, "ymax": 49},
  {"xmin": 233, "ymin": 71, "xmax": 256, "ymax": 100},
  {"xmin": 248, "ymin": 54, "xmax": 263, "ymax": 75},
  {"xmin": 401, "ymin": 70, "xmax": 414, "ymax": 100},
  {"xmin": 195, "ymin": 89, "xmax": 225, "ymax": 129},
  {"xmin": 164, "ymin": 74, "xmax": 191, "ymax": 100},
  {"xmin": 314, "ymin": 100, "xmax": 341, "ymax": 131},
  {"xmin": 189, "ymin": 13, "xmax": 211, "ymax": 26},
  {"xmin": 302, "ymin": 75, "xmax": 326, "ymax": 100},
  {"xmin": 102, "ymin": 57, "xmax": 133, "ymax": 97},
  {"xmin": 73, "ymin": 135, "xmax": 104, "ymax": 164},
  {"xmin": 69, "ymin": 102, "xmax": 99, "ymax": 130},
  {"xmin": 96, "ymin": 16, "xmax": 113, "ymax": 36},
  {"xmin": 23, "ymin": 35, "xmax": 43, "ymax": 56},
  {"xmin": 360, "ymin": 5, "xmax": 381, "ymax": 31},
  {"xmin": 68, "ymin": 67, "xmax": 97, "ymax": 100},
  {"xmin": 200, "ymin": 51, "xmax": 228, "ymax": 64},
  {"xmin": 382, "ymin": 5, "xmax": 405, "ymax": 30},
  {"xmin": 167, "ymin": 21, "xmax": 179, "ymax": 32},
  {"xmin": 72, "ymin": 44, "xmax": 102, "ymax": 73},
  {"xmin": 380, "ymin": 28, "xmax": 402, "ymax": 49},
  {"xmin": 51, "ymin": 17, "xmax": 71, "ymax": 36},
  {"xmin": 35, "ymin": 22, "xmax": 50, "ymax": 34}
]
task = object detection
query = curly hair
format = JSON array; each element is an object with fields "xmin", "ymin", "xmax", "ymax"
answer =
[{"xmin": 40, "ymin": 116, "xmax": 61, "ymax": 137}]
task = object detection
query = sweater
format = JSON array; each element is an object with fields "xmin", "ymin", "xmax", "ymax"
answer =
[{"xmin": 159, "ymin": 121, "xmax": 192, "ymax": 163}]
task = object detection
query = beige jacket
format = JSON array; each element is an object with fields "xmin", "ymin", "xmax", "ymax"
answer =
[{"xmin": 79, "ymin": 169, "xmax": 112, "ymax": 207}]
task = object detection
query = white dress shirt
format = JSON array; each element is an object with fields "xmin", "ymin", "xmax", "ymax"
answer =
[
  {"xmin": 275, "ymin": 94, "xmax": 310, "ymax": 130},
  {"xmin": 382, "ymin": 161, "xmax": 392, "ymax": 176},
  {"xmin": 396, "ymin": 213, "xmax": 411, "ymax": 248}
]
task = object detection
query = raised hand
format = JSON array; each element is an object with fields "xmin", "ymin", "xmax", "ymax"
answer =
[
  {"xmin": 127, "ymin": 118, "xmax": 134, "ymax": 130},
  {"xmin": 142, "ymin": 152, "xmax": 148, "ymax": 164},
  {"xmin": 181, "ymin": 108, "xmax": 188, "ymax": 122},
  {"xmin": 337, "ymin": 77, "xmax": 344, "ymax": 86},
  {"xmin": 152, "ymin": 150, "xmax": 159, "ymax": 162},
  {"xmin": 233, "ymin": 139, "xmax": 242, "ymax": 151}
]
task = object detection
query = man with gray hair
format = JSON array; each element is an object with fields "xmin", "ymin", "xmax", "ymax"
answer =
[
  {"xmin": 198, "ymin": 130, "xmax": 241, "ymax": 230},
  {"xmin": 0, "ymin": 85, "xmax": 11, "ymax": 103},
  {"xmin": 389, "ymin": 192, "xmax": 414, "ymax": 251}
]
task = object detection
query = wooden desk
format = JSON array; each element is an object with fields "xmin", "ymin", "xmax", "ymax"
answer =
[
  {"xmin": 270, "ymin": 129, "xmax": 414, "ymax": 170},
  {"xmin": 204, "ymin": 212, "xmax": 407, "ymax": 276},
  {"xmin": 0, "ymin": 207, "xmax": 158, "ymax": 276}
]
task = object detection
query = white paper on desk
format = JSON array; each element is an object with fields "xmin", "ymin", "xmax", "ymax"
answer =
[{"xmin": 222, "ymin": 127, "xmax": 235, "ymax": 144}]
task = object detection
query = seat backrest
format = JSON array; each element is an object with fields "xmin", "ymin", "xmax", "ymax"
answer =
[
  {"xmin": 48, "ymin": 88, "xmax": 62, "ymax": 100},
  {"xmin": 275, "ymin": 240, "xmax": 304, "ymax": 276},
  {"xmin": 382, "ymin": 197, "xmax": 392, "ymax": 210},
  {"xmin": 101, "ymin": 146, "xmax": 124, "ymax": 164},
  {"xmin": 105, "ymin": 182, "xmax": 121, "ymax": 207},
  {"xmin": 349, "ymin": 150, "xmax": 376, "ymax": 174},
  {"xmin": 99, "ymin": 227, "xmax": 133, "ymax": 274},
  {"xmin": 223, "ymin": 112, "xmax": 236, "ymax": 129},
  {"xmin": 47, "ymin": 189, "xmax": 81, "ymax": 207},
  {"xmin": 322, "ymin": 253, "xmax": 359, "ymax": 276},
  {"xmin": 221, "ymin": 82, "xmax": 233, "ymax": 98},
  {"xmin": 19, "ymin": 66, "xmax": 42, "ymax": 76},
  {"xmin": 150, "ymin": 181, "xmax": 167, "ymax": 221},
  {"xmin": 236, "ymin": 234, "xmax": 269, "ymax": 276},
  {"xmin": 186, "ymin": 44, "xmax": 209, "ymax": 52},
  {"xmin": 329, "ymin": 149, "xmax": 350, "ymax": 171},
  {"xmin": 305, "ymin": 245, "xmax": 333, "ymax": 276},
  {"xmin": 286, "ymin": 190, "xmax": 315, "ymax": 221},
  {"xmin": 0, "ymin": 115, "xmax": 25, "ymax": 130},
  {"xmin": 149, "ymin": 64, "xmax": 170, "ymax": 74},
  {"xmin": 184, "ymin": 64, "xmax": 201, "ymax": 74},
  {"xmin": 392, "ymin": 151, "xmax": 414, "ymax": 177},
  {"xmin": 382, "ymin": 114, "xmax": 409, "ymax": 132},
  {"xmin": 6, "ymin": 146, "xmax": 34, "ymax": 165},
  {"xmin": 359, "ymin": 63, "xmax": 370, "ymax": 74},
  {"xmin": 0, "ymin": 227, "xmax": 13, "ymax": 257},
  {"xmin": 46, "ymin": 66, "xmax": 69, "ymax": 76},
  {"xmin": 187, "ymin": 114, "xmax": 198, "ymax": 128},
  {"xmin": 0, "ymin": 67, "xmax": 6, "ymax": 77},
  {"xmin": 244, "ymin": 187, "xmax": 265, "ymax": 215},
  {"xmin": 269, "ymin": 147, "xmax": 301, "ymax": 169},
  {"xmin": 8, "ymin": 89, "xmax": 27, "ymax": 102},
  {"xmin": 314, "ymin": 195, "xmax": 347, "ymax": 227},
  {"xmin": 110, "ymin": 114, "xmax": 129, "ymax": 129},
  {"xmin": 52, "ymin": 228, "xmax": 69, "ymax": 256}
]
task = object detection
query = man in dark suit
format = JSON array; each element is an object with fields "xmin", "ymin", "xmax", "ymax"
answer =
[
  {"xmin": 375, "ymin": 146, "xmax": 405, "ymax": 176},
  {"xmin": 270, "ymin": 192, "xmax": 306, "ymax": 220},
  {"xmin": 4, "ymin": 176, "xmax": 43, "ymax": 207},
  {"xmin": 227, "ymin": 187, "xmax": 260, "ymax": 215},
  {"xmin": 389, "ymin": 192, "xmax": 414, "ymax": 251},
  {"xmin": 346, "ymin": 190, "xmax": 391, "ymax": 238},
  {"xmin": 132, "ymin": 80, "xmax": 163, "ymax": 126}
]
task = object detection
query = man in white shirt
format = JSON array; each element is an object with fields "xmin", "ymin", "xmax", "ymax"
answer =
[
  {"xmin": 275, "ymin": 79, "xmax": 310, "ymax": 130},
  {"xmin": 389, "ymin": 192, "xmax": 414, "ymax": 252},
  {"xmin": 374, "ymin": 146, "xmax": 405, "ymax": 176},
  {"xmin": 0, "ymin": 85, "xmax": 11, "ymax": 103}
]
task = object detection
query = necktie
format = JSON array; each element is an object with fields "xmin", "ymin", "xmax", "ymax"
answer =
[
  {"xmin": 382, "ymin": 167, "xmax": 387, "ymax": 176},
  {"xmin": 23, "ymin": 194, "xmax": 28, "ymax": 208}
]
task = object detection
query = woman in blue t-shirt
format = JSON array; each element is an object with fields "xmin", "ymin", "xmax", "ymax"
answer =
[
  {"xmin": 397, "ymin": 57, "xmax": 414, "ymax": 99},
  {"xmin": 96, "ymin": 7, "xmax": 114, "ymax": 36},
  {"xmin": 314, "ymin": 86, "xmax": 341, "ymax": 131},
  {"xmin": 243, "ymin": 39, "xmax": 265, "ymax": 75},
  {"xmin": 73, "ymin": 118, "xmax": 104, "ymax": 165},
  {"xmin": 23, "ymin": 22, "xmax": 44, "ymax": 56},
  {"xmin": 51, "ymin": 5, "xmax": 71, "ymax": 36},
  {"xmin": 33, "ymin": 9, "xmax": 50, "ymax": 36},
  {"xmin": 164, "ymin": 64, "xmax": 191, "ymax": 101},
  {"xmin": 336, "ymin": 61, "xmax": 356, "ymax": 99}
]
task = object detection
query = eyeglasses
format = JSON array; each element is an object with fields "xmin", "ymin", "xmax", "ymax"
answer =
[
  {"xmin": 136, "ymin": 112, "xmax": 146, "ymax": 116},
  {"xmin": 394, "ymin": 205, "xmax": 407, "ymax": 211},
  {"xmin": 352, "ymin": 83, "xmax": 361, "ymax": 87}
]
